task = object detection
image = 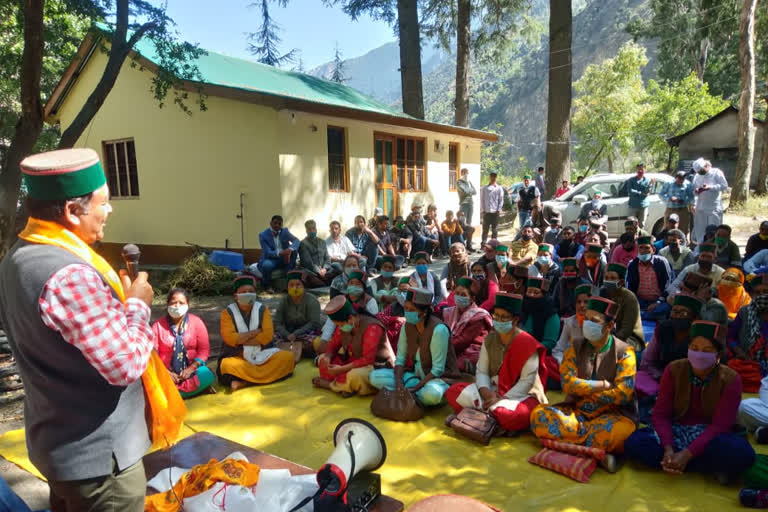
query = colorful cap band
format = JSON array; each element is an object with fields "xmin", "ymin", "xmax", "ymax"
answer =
[
  {"xmin": 587, "ymin": 296, "xmax": 617, "ymax": 318},
  {"xmin": 21, "ymin": 148, "xmax": 107, "ymax": 200},
  {"xmin": 562, "ymin": 257, "xmax": 578, "ymax": 270},
  {"xmin": 673, "ymin": 294, "xmax": 703, "ymax": 315},
  {"xmin": 494, "ymin": 292, "xmax": 522, "ymax": 315},
  {"xmin": 690, "ymin": 320, "xmax": 725, "ymax": 342},
  {"xmin": 325, "ymin": 296, "xmax": 356, "ymax": 321},
  {"xmin": 607, "ymin": 263, "xmax": 627, "ymax": 279}
]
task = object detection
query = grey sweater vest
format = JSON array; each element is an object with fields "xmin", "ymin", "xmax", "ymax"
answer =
[{"xmin": 0, "ymin": 240, "xmax": 150, "ymax": 481}]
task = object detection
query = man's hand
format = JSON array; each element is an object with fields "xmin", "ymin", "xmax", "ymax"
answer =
[
  {"xmin": 121, "ymin": 270, "xmax": 154, "ymax": 307},
  {"xmin": 319, "ymin": 268, "xmax": 327, "ymax": 278},
  {"xmin": 279, "ymin": 248, "xmax": 292, "ymax": 257},
  {"xmin": 647, "ymin": 303, "xmax": 658, "ymax": 313}
]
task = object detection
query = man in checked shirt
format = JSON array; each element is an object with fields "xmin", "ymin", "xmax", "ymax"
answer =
[{"xmin": 0, "ymin": 148, "xmax": 154, "ymax": 512}]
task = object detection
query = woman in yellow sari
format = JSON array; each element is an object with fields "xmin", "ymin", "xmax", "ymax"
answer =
[{"xmin": 718, "ymin": 267, "xmax": 751, "ymax": 321}]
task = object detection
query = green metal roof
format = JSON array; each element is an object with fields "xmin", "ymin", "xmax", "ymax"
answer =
[{"xmin": 96, "ymin": 23, "xmax": 412, "ymax": 119}]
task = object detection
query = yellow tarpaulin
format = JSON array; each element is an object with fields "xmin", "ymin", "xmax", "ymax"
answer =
[{"xmin": 2, "ymin": 362, "xmax": 768, "ymax": 511}]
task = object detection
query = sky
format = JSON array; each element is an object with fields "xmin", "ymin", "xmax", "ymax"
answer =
[{"xmin": 163, "ymin": 0, "xmax": 397, "ymax": 70}]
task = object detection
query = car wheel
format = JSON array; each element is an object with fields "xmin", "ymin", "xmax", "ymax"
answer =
[{"xmin": 651, "ymin": 217, "xmax": 665, "ymax": 238}]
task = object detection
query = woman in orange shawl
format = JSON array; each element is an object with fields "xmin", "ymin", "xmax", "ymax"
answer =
[{"xmin": 718, "ymin": 268, "xmax": 751, "ymax": 321}]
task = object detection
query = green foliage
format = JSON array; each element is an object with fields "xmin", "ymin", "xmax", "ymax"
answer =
[
  {"xmin": 329, "ymin": 42, "xmax": 347, "ymax": 83},
  {"xmin": 572, "ymin": 42, "xmax": 649, "ymax": 172},
  {"xmin": 162, "ymin": 253, "xmax": 234, "ymax": 296},
  {"xmin": 246, "ymin": 0, "xmax": 296, "ymax": 67},
  {"xmin": 480, "ymin": 123, "xmax": 509, "ymax": 176},
  {"xmin": 635, "ymin": 73, "xmax": 729, "ymax": 168}
]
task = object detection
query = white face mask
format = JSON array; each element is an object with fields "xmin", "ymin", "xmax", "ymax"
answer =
[
  {"xmin": 236, "ymin": 293, "xmax": 258, "ymax": 306},
  {"xmin": 167, "ymin": 304, "xmax": 188, "ymax": 319}
]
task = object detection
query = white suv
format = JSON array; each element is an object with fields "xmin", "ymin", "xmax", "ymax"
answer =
[{"xmin": 542, "ymin": 173, "xmax": 674, "ymax": 238}]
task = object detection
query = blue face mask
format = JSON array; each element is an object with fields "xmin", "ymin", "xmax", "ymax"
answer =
[
  {"xmin": 579, "ymin": 225, "xmax": 588, "ymax": 233},
  {"xmin": 537, "ymin": 256, "xmax": 551, "ymax": 266},
  {"xmin": 472, "ymin": 273, "xmax": 485, "ymax": 280},
  {"xmin": 455, "ymin": 295, "xmax": 471, "ymax": 309},
  {"xmin": 347, "ymin": 285, "xmax": 363, "ymax": 296},
  {"xmin": 494, "ymin": 320, "xmax": 514, "ymax": 334},
  {"xmin": 582, "ymin": 319, "xmax": 605, "ymax": 342},
  {"xmin": 638, "ymin": 253, "xmax": 652, "ymax": 262},
  {"xmin": 381, "ymin": 270, "xmax": 394, "ymax": 278},
  {"xmin": 415, "ymin": 264, "xmax": 428, "ymax": 275},
  {"xmin": 495, "ymin": 255, "xmax": 508, "ymax": 267},
  {"xmin": 405, "ymin": 311, "xmax": 421, "ymax": 324},
  {"xmin": 340, "ymin": 323, "xmax": 354, "ymax": 332}
]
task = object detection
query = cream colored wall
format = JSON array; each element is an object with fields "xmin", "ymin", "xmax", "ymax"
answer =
[
  {"xmin": 52, "ymin": 50, "xmax": 282, "ymax": 250},
  {"xmin": 277, "ymin": 110, "xmax": 483, "ymax": 238}
]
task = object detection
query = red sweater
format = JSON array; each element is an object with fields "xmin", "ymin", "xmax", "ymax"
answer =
[{"xmin": 151, "ymin": 314, "xmax": 211, "ymax": 370}]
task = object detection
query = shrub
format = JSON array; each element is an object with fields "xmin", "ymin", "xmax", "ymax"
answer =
[{"xmin": 162, "ymin": 253, "xmax": 234, "ymax": 296}]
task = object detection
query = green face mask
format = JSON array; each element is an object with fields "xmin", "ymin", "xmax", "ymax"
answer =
[{"xmin": 714, "ymin": 236, "xmax": 727, "ymax": 246}]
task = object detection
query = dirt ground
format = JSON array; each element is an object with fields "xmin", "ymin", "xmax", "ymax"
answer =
[{"xmin": 1, "ymin": 210, "xmax": 764, "ymax": 508}]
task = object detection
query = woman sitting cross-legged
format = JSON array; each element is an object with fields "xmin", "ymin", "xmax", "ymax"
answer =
[
  {"xmin": 441, "ymin": 277, "xmax": 493, "ymax": 374},
  {"xmin": 445, "ymin": 293, "xmax": 548, "ymax": 433},
  {"xmin": 530, "ymin": 296, "xmax": 637, "ymax": 472},
  {"xmin": 370, "ymin": 256, "xmax": 407, "ymax": 348},
  {"xmin": 369, "ymin": 287, "xmax": 460, "ymax": 407},
  {"xmin": 313, "ymin": 296, "xmax": 396, "ymax": 397},
  {"xmin": 728, "ymin": 273, "xmax": 768, "ymax": 393},
  {"xmin": 318, "ymin": 270, "xmax": 379, "ymax": 355},
  {"xmin": 152, "ymin": 288, "xmax": 215, "ymax": 398},
  {"xmin": 218, "ymin": 274, "xmax": 295, "ymax": 390},
  {"xmin": 625, "ymin": 321, "xmax": 755, "ymax": 481},
  {"xmin": 717, "ymin": 267, "xmax": 751, "ymax": 321},
  {"xmin": 636, "ymin": 293, "xmax": 703, "ymax": 398},
  {"xmin": 273, "ymin": 270, "xmax": 323, "ymax": 358}
]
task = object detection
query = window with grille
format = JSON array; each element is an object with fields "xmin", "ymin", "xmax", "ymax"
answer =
[
  {"xmin": 394, "ymin": 136, "xmax": 426, "ymax": 192},
  {"xmin": 327, "ymin": 126, "xmax": 348, "ymax": 191},
  {"xmin": 102, "ymin": 139, "xmax": 139, "ymax": 198},
  {"xmin": 448, "ymin": 143, "xmax": 459, "ymax": 191}
]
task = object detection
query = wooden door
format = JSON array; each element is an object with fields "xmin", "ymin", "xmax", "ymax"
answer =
[{"xmin": 374, "ymin": 136, "xmax": 398, "ymax": 218}]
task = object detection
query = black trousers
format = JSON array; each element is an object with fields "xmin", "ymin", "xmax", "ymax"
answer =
[{"xmin": 481, "ymin": 212, "xmax": 500, "ymax": 243}]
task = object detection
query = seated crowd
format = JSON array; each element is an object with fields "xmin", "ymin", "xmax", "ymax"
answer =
[{"xmin": 156, "ymin": 206, "xmax": 768, "ymax": 492}]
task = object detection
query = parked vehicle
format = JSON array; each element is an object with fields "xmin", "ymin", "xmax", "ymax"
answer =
[{"xmin": 542, "ymin": 173, "xmax": 674, "ymax": 238}]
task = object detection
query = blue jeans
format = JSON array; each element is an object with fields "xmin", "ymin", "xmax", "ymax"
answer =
[
  {"xmin": 638, "ymin": 298, "xmax": 671, "ymax": 321},
  {"xmin": 441, "ymin": 233, "xmax": 465, "ymax": 254},
  {"xmin": 518, "ymin": 209, "xmax": 532, "ymax": 229},
  {"xmin": 258, "ymin": 251, "xmax": 298, "ymax": 287},
  {"xmin": 625, "ymin": 427, "xmax": 755, "ymax": 476}
]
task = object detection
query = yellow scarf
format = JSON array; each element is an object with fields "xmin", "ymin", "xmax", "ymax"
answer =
[{"xmin": 19, "ymin": 217, "xmax": 186, "ymax": 450}]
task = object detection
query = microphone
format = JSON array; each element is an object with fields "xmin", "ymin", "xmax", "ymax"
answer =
[{"xmin": 121, "ymin": 244, "xmax": 141, "ymax": 280}]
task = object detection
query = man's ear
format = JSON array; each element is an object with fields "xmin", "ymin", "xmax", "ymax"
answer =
[{"xmin": 62, "ymin": 200, "xmax": 83, "ymax": 229}]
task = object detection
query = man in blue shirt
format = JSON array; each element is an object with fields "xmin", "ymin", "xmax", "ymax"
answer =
[
  {"xmin": 627, "ymin": 163, "xmax": 652, "ymax": 229},
  {"xmin": 258, "ymin": 215, "xmax": 300, "ymax": 293},
  {"xmin": 660, "ymin": 170, "xmax": 694, "ymax": 238}
]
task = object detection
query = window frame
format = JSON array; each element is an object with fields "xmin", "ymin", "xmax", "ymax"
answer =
[
  {"xmin": 327, "ymin": 125, "xmax": 350, "ymax": 193},
  {"xmin": 101, "ymin": 138, "xmax": 140, "ymax": 199},
  {"xmin": 389, "ymin": 134, "xmax": 428, "ymax": 193},
  {"xmin": 448, "ymin": 142, "xmax": 459, "ymax": 192}
]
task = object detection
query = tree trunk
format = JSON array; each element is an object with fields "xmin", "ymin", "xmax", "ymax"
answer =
[
  {"xmin": 396, "ymin": 0, "xmax": 424, "ymax": 119},
  {"xmin": 758, "ymin": 89, "xmax": 768, "ymax": 195},
  {"xmin": 731, "ymin": 0, "xmax": 758, "ymax": 205},
  {"xmin": 58, "ymin": 0, "xmax": 154, "ymax": 148},
  {"xmin": 454, "ymin": 0, "xmax": 471, "ymax": 127},
  {"xmin": 544, "ymin": 0, "xmax": 572, "ymax": 199},
  {"xmin": 0, "ymin": 0, "xmax": 46, "ymax": 256}
]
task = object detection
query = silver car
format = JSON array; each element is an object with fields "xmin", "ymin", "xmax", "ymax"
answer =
[{"xmin": 542, "ymin": 173, "xmax": 674, "ymax": 238}]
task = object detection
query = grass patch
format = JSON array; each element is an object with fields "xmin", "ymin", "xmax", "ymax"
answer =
[{"xmin": 724, "ymin": 193, "xmax": 768, "ymax": 219}]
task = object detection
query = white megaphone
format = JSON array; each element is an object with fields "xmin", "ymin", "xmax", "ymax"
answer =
[{"xmin": 316, "ymin": 418, "xmax": 387, "ymax": 496}]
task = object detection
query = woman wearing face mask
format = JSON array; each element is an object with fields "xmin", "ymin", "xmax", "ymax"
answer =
[
  {"xmin": 329, "ymin": 254, "xmax": 371, "ymax": 299},
  {"xmin": 441, "ymin": 242, "xmax": 471, "ymax": 292},
  {"xmin": 313, "ymin": 296, "xmax": 396, "ymax": 397},
  {"xmin": 408, "ymin": 251, "xmax": 446, "ymax": 307},
  {"xmin": 151, "ymin": 288, "xmax": 214, "ymax": 398},
  {"xmin": 551, "ymin": 284, "xmax": 592, "ymax": 388},
  {"xmin": 520, "ymin": 278, "xmax": 560, "ymax": 353},
  {"xmin": 574, "ymin": 219, "xmax": 590, "ymax": 246},
  {"xmin": 637, "ymin": 294, "xmax": 703, "ymax": 398},
  {"xmin": 441, "ymin": 278, "xmax": 493, "ymax": 373},
  {"xmin": 625, "ymin": 321, "xmax": 754, "ymax": 480},
  {"xmin": 218, "ymin": 274, "xmax": 296, "ymax": 390},
  {"xmin": 717, "ymin": 267, "xmax": 751, "ymax": 321},
  {"xmin": 445, "ymin": 293, "xmax": 548, "ymax": 433},
  {"xmin": 531, "ymin": 297, "xmax": 637, "ymax": 471},
  {"xmin": 578, "ymin": 244, "xmax": 606, "ymax": 287},
  {"xmin": 528, "ymin": 244, "xmax": 560, "ymax": 290},
  {"xmin": 601, "ymin": 263, "xmax": 645, "ymax": 352},
  {"xmin": 552, "ymin": 257, "xmax": 588, "ymax": 318},
  {"xmin": 320, "ymin": 271, "xmax": 379, "ymax": 354},
  {"xmin": 466, "ymin": 261, "xmax": 498, "ymax": 312},
  {"xmin": 369, "ymin": 288, "xmax": 459, "ymax": 407},
  {"xmin": 273, "ymin": 271, "xmax": 323, "ymax": 358},
  {"xmin": 727, "ymin": 274, "xmax": 768, "ymax": 393},
  {"xmin": 370, "ymin": 257, "xmax": 407, "ymax": 350}
]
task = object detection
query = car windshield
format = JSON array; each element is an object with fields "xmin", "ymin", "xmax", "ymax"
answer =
[{"xmin": 558, "ymin": 180, "xmax": 623, "ymax": 201}]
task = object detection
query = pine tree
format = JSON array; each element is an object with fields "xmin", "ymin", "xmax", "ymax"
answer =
[
  {"xmin": 329, "ymin": 42, "xmax": 347, "ymax": 83},
  {"xmin": 246, "ymin": 0, "xmax": 296, "ymax": 67}
]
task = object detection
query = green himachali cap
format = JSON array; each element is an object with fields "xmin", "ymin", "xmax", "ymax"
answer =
[
  {"xmin": 412, "ymin": 251, "xmax": 430, "ymax": 262},
  {"xmin": 587, "ymin": 296, "xmax": 617, "ymax": 318},
  {"xmin": 586, "ymin": 244, "xmax": 603, "ymax": 255},
  {"xmin": 406, "ymin": 287, "xmax": 433, "ymax": 306},
  {"xmin": 495, "ymin": 293, "xmax": 522, "ymax": 315},
  {"xmin": 607, "ymin": 263, "xmax": 627, "ymax": 279},
  {"xmin": 399, "ymin": 276, "xmax": 411, "ymax": 285},
  {"xmin": 699, "ymin": 243, "xmax": 718, "ymax": 255},
  {"xmin": 527, "ymin": 277, "xmax": 550, "ymax": 291},
  {"xmin": 690, "ymin": 320, "xmax": 725, "ymax": 342},
  {"xmin": 233, "ymin": 274, "xmax": 259, "ymax": 291},
  {"xmin": 347, "ymin": 270, "xmax": 365, "ymax": 282},
  {"xmin": 673, "ymin": 294, "xmax": 703, "ymax": 315},
  {"xmin": 495, "ymin": 245, "xmax": 509, "ymax": 252},
  {"xmin": 325, "ymin": 295, "xmax": 355, "ymax": 321},
  {"xmin": 455, "ymin": 277, "xmax": 473, "ymax": 290},
  {"xmin": 380, "ymin": 255, "xmax": 396, "ymax": 265},
  {"xmin": 287, "ymin": 270, "xmax": 304, "ymax": 282},
  {"xmin": 21, "ymin": 148, "xmax": 107, "ymax": 201},
  {"xmin": 523, "ymin": 174, "xmax": 532, "ymax": 180},
  {"xmin": 574, "ymin": 284, "xmax": 592, "ymax": 298},
  {"xmin": 561, "ymin": 258, "xmax": 578, "ymax": 271},
  {"xmin": 637, "ymin": 236, "xmax": 653, "ymax": 246},
  {"xmin": 538, "ymin": 244, "xmax": 552, "ymax": 254}
]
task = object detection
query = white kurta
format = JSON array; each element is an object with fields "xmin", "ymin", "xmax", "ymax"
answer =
[
  {"xmin": 692, "ymin": 168, "xmax": 728, "ymax": 244},
  {"xmin": 739, "ymin": 376, "xmax": 768, "ymax": 428}
]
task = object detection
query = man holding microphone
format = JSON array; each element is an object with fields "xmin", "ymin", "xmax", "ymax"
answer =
[{"xmin": 0, "ymin": 148, "xmax": 154, "ymax": 511}]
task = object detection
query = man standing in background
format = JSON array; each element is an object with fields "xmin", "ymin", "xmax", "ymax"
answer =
[
  {"xmin": 456, "ymin": 167, "xmax": 476, "ymax": 227},
  {"xmin": 480, "ymin": 171, "xmax": 505, "ymax": 246},
  {"xmin": 627, "ymin": 163, "xmax": 652, "ymax": 229},
  {"xmin": 535, "ymin": 166, "xmax": 546, "ymax": 199},
  {"xmin": 659, "ymin": 170, "xmax": 694, "ymax": 238},
  {"xmin": 692, "ymin": 157, "xmax": 728, "ymax": 246}
]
